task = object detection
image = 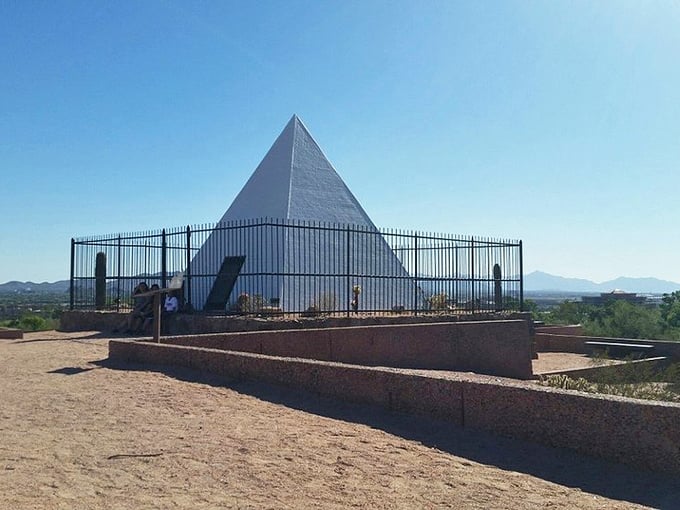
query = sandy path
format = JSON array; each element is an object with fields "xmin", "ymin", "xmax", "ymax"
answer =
[{"xmin": 1, "ymin": 331, "xmax": 677, "ymax": 509}]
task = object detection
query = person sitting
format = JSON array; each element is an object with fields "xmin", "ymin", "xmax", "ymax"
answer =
[
  {"xmin": 138, "ymin": 284, "xmax": 160, "ymax": 330},
  {"xmin": 113, "ymin": 282, "xmax": 150, "ymax": 334},
  {"xmin": 159, "ymin": 290, "xmax": 180, "ymax": 334},
  {"xmin": 131, "ymin": 283, "xmax": 155, "ymax": 334},
  {"xmin": 164, "ymin": 291, "xmax": 179, "ymax": 313}
]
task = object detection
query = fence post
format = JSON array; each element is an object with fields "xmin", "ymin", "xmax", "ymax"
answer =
[
  {"xmin": 519, "ymin": 240, "xmax": 524, "ymax": 312},
  {"xmin": 69, "ymin": 238, "xmax": 75, "ymax": 310},
  {"xmin": 470, "ymin": 236, "xmax": 475, "ymax": 314},
  {"xmin": 345, "ymin": 226, "xmax": 350, "ymax": 317},
  {"xmin": 493, "ymin": 263, "xmax": 502, "ymax": 312},
  {"xmin": 116, "ymin": 235, "xmax": 121, "ymax": 312},
  {"xmin": 186, "ymin": 225, "xmax": 192, "ymax": 309},
  {"xmin": 413, "ymin": 232, "xmax": 418, "ymax": 315},
  {"xmin": 161, "ymin": 229, "xmax": 167, "ymax": 288},
  {"xmin": 95, "ymin": 252, "xmax": 107, "ymax": 310}
]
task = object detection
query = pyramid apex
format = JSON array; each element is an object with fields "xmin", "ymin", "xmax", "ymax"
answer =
[
  {"xmin": 282, "ymin": 114, "xmax": 304, "ymax": 133},
  {"xmin": 216, "ymin": 115, "xmax": 374, "ymax": 227}
]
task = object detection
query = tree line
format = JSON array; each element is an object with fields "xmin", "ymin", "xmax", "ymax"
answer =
[{"xmin": 535, "ymin": 291, "xmax": 680, "ymax": 341}]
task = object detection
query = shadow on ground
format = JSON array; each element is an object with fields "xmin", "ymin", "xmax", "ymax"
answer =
[
  {"xmin": 48, "ymin": 366, "xmax": 102, "ymax": 375},
  {"xmin": 12, "ymin": 331, "xmax": 135, "ymax": 344},
  {"xmin": 94, "ymin": 357, "xmax": 680, "ymax": 509}
]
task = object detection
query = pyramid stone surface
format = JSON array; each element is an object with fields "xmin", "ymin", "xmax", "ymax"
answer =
[
  {"xmin": 189, "ymin": 116, "xmax": 413, "ymax": 312},
  {"xmin": 218, "ymin": 115, "xmax": 374, "ymax": 225}
]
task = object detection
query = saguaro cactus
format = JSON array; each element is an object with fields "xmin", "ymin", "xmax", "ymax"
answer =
[
  {"xmin": 95, "ymin": 252, "xmax": 107, "ymax": 310},
  {"xmin": 493, "ymin": 263, "xmax": 502, "ymax": 312}
]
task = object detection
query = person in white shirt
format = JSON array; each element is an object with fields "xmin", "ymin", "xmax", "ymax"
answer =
[{"xmin": 164, "ymin": 292, "xmax": 179, "ymax": 313}]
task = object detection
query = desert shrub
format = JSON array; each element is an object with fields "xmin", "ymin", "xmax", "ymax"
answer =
[
  {"xmin": 236, "ymin": 293, "xmax": 266, "ymax": 313},
  {"xmin": 542, "ymin": 297, "xmax": 680, "ymax": 342},
  {"xmin": 584, "ymin": 301, "xmax": 662, "ymax": 340},
  {"xmin": 428, "ymin": 293, "xmax": 448, "ymax": 311},
  {"xmin": 7, "ymin": 313, "xmax": 56, "ymax": 332},
  {"xmin": 237, "ymin": 293, "xmax": 250, "ymax": 312},
  {"xmin": 540, "ymin": 374, "xmax": 592, "ymax": 392},
  {"xmin": 250, "ymin": 294, "xmax": 265, "ymax": 312},
  {"xmin": 539, "ymin": 362, "xmax": 680, "ymax": 403},
  {"xmin": 542, "ymin": 301, "xmax": 590, "ymax": 326},
  {"xmin": 315, "ymin": 292, "xmax": 337, "ymax": 312}
]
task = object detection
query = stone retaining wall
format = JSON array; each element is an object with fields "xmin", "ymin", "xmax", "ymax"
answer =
[
  {"xmin": 536, "ymin": 333, "xmax": 680, "ymax": 360},
  {"xmin": 60, "ymin": 312, "xmax": 124, "ymax": 332},
  {"xmin": 535, "ymin": 333, "xmax": 590, "ymax": 354},
  {"xmin": 535, "ymin": 324, "xmax": 583, "ymax": 336},
  {"xmin": 109, "ymin": 340, "xmax": 680, "ymax": 475},
  {"xmin": 0, "ymin": 328, "xmax": 23, "ymax": 340},
  {"xmin": 60, "ymin": 310, "xmax": 532, "ymax": 335},
  {"xmin": 156, "ymin": 320, "xmax": 533, "ymax": 379},
  {"xmin": 538, "ymin": 356, "xmax": 670, "ymax": 380}
]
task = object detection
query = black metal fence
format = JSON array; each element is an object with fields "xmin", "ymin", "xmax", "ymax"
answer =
[{"xmin": 70, "ymin": 219, "xmax": 523, "ymax": 315}]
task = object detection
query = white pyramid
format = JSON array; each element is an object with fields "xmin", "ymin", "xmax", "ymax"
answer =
[
  {"xmin": 189, "ymin": 115, "xmax": 415, "ymax": 312},
  {"xmin": 218, "ymin": 115, "xmax": 375, "ymax": 225}
]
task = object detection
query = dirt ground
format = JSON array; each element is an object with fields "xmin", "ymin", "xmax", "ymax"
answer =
[
  {"xmin": 532, "ymin": 352, "xmax": 619, "ymax": 374},
  {"xmin": 1, "ymin": 331, "xmax": 678, "ymax": 509}
]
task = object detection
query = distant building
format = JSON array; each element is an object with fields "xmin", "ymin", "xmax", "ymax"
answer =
[{"xmin": 581, "ymin": 289, "xmax": 646, "ymax": 306}]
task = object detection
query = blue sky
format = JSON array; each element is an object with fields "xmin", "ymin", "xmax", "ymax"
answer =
[{"xmin": 2, "ymin": 1, "xmax": 679, "ymax": 283}]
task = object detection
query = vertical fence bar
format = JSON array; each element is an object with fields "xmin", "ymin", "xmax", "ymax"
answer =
[
  {"xmin": 186, "ymin": 226, "xmax": 192, "ymax": 309},
  {"xmin": 161, "ymin": 229, "xmax": 167, "ymax": 288},
  {"xmin": 413, "ymin": 232, "xmax": 418, "ymax": 315},
  {"xmin": 69, "ymin": 238, "xmax": 75, "ymax": 310},
  {"xmin": 345, "ymin": 225, "xmax": 350, "ymax": 317},
  {"xmin": 470, "ymin": 236, "xmax": 475, "ymax": 314},
  {"xmin": 116, "ymin": 235, "xmax": 121, "ymax": 311},
  {"xmin": 519, "ymin": 240, "xmax": 524, "ymax": 312}
]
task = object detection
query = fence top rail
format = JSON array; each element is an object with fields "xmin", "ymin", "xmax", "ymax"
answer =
[{"xmin": 73, "ymin": 218, "xmax": 521, "ymax": 247}]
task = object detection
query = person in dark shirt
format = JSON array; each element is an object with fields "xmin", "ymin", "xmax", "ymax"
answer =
[{"xmin": 114, "ymin": 282, "xmax": 151, "ymax": 334}]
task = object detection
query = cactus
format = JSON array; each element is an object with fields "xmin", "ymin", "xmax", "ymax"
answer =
[
  {"xmin": 95, "ymin": 252, "xmax": 106, "ymax": 310},
  {"xmin": 493, "ymin": 263, "xmax": 502, "ymax": 312}
]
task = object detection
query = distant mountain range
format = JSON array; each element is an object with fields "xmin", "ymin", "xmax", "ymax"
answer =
[
  {"xmin": 2, "ymin": 272, "xmax": 679, "ymax": 295},
  {"xmin": 525, "ymin": 271, "xmax": 680, "ymax": 294},
  {"xmin": 0, "ymin": 280, "xmax": 70, "ymax": 293}
]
